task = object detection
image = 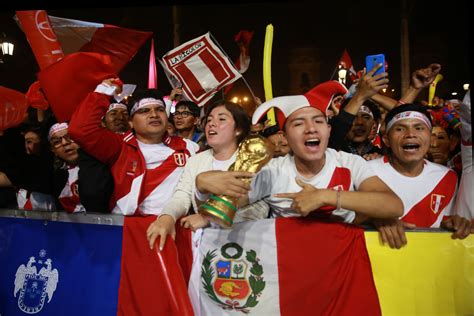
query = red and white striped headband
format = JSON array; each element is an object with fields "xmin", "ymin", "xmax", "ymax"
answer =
[
  {"xmin": 48, "ymin": 122, "xmax": 69, "ymax": 141},
  {"xmin": 130, "ymin": 98, "xmax": 168, "ymax": 116},
  {"xmin": 107, "ymin": 102, "xmax": 128, "ymax": 114},
  {"xmin": 386, "ymin": 111, "xmax": 432, "ymax": 132},
  {"xmin": 359, "ymin": 105, "xmax": 373, "ymax": 118}
]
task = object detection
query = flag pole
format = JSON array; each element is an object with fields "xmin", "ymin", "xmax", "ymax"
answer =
[{"xmin": 209, "ymin": 32, "xmax": 256, "ymax": 101}]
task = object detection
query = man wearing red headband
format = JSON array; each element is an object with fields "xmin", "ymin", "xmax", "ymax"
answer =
[
  {"xmin": 69, "ymin": 79, "xmax": 199, "ymax": 216},
  {"xmin": 368, "ymin": 104, "xmax": 471, "ymax": 248}
]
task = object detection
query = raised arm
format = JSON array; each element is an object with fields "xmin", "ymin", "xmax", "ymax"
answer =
[{"xmin": 69, "ymin": 80, "xmax": 123, "ymax": 165}]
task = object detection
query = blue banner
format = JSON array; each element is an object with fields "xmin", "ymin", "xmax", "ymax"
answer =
[{"xmin": 0, "ymin": 217, "xmax": 123, "ymax": 316}]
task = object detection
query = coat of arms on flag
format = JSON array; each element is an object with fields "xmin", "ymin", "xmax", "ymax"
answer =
[
  {"xmin": 201, "ymin": 242, "xmax": 265, "ymax": 313},
  {"xmin": 161, "ymin": 33, "xmax": 242, "ymax": 106}
]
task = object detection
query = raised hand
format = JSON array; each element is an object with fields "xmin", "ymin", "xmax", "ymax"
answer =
[{"xmin": 411, "ymin": 63, "xmax": 441, "ymax": 89}]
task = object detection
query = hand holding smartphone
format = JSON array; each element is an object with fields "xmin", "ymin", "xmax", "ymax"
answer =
[{"xmin": 365, "ymin": 54, "xmax": 385, "ymax": 76}]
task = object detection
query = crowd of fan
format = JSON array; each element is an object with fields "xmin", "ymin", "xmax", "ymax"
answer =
[{"xmin": 0, "ymin": 62, "xmax": 472, "ymax": 249}]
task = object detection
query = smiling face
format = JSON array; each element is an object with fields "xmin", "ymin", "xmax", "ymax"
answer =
[
  {"xmin": 284, "ymin": 106, "xmax": 331, "ymax": 164},
  {"xmin": 130, "ymin": 103, "xmax": 168, "ymax": 144},
  {"xmin": 205, "ymin": 105, "xmax": 239, "ymax": 151},
  {"xmin": 383, "ymin": 118, "xmax": 431, "ymax": 171}
]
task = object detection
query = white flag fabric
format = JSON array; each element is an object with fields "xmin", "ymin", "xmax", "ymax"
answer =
[{"xmin": 161, "ymin": 33, "xmax": 242, "ymax": 106}]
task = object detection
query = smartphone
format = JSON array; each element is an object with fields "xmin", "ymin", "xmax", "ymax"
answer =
[{"xmin": 365, "ymin": 54, "xmax": 385, "ymax": 76}]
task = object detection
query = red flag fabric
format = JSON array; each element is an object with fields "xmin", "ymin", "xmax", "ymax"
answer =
[
  {"xmin": 0, "ymin": 86, "xmax": 28, "ymax": 131},
  {"xmin": 188, "ymin": 218, "xmax": 381, "ymax": 315},
  {"xmin": 26, "ymin": 81, "xmax": 49, "ymax": 110},
  {"xmin": 47, "ymin": 14, "xmax": 152, "ymax": 73},
  {"xmin": 148, "ymin": 38, "xmax": 158, "ymax": 89},
  {"xmin": 38, "ymin": 52, "xmax": 116, "ymax": 122},
  {"xmin": 338, "ymin": 49, "xmax": 358, "ymax": 82},
  {"xmin": 118, "ymin": 216, "xmax": 194, "ymax": 316},
  {"xmin": 15, "ymin": 10, "xmax": 65, "ymax": 70},
  {"xmin": 161, "ymin": 33, "xmax": 242, "ymax": 106},
  {"xmin": 223, "ymin": 30, "xmax": 254, "ymax": 95}
]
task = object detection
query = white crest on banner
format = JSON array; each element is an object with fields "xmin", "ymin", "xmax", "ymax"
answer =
[
  {"xmin": 161, "ymin": 33, "xmax": 242, "ymax": 107},
  {"xmin": 14, "ymin": 249, "xmax": 59, "ymax": 314}
]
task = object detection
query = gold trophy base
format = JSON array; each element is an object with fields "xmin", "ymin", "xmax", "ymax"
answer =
[{"xmin": 198, "ymin": 195, "xmax": 237, "ymax": 228}]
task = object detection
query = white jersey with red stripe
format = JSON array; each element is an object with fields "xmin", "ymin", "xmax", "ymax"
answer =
[
  {"xmin": 368, "ymin": 156, "xmax": 458, "ymax": 227},
  {"xmin": 121, "ymin": 139, "xmax": 199, "ymax": 215},
  {"xmin": 249, "ymin": 148, "xmax": 376, "ymax": 222},
  {"xmin": 58, "ymin": 166, "xmax": 86, "ymax": 213},
  {"xmin": 17, "ymin": 189, "xmax": 56, "ymax": 211}
]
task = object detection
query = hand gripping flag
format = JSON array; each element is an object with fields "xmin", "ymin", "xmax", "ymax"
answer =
[{"xmin": 161, "ymin": 33, "xmax": 242, "ymax": 106}]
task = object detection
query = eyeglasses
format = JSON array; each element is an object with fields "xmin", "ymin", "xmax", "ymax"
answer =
[
  {"xmin": 173, "ymin": 111, "xmax": 194, "ymax": 118},
  {"xmin": 50, "ymin": 134, "xmax": 74, "ymax": 149}
]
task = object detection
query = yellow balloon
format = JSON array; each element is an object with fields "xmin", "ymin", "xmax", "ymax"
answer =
[
  {"xmin": 263, "ymin": 24, "xmax": 276, "ymax": 125},
  {"xmin": 428, "ymin": 73, "xmax": 443, "ymax": 106}
]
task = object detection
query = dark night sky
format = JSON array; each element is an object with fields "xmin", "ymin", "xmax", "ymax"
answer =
[{"xmin": 0, "ymin": 0, "xmax": 471, "ymax": 108}]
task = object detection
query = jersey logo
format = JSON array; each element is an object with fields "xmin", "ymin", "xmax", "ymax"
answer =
[
  {"xmin": 173, "ymin": 153, "xmax": 186, "ymax": 166},
  {"xmin": 430, "ymin": 194, "xmax": 445, "ymax": 214}
]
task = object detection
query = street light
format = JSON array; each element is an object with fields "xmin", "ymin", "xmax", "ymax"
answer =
[
  {"xmin": 0, "ymin": 33, "xmax": 14, "ymax": 63},
  {"xmin": 463, "ymin": 83, "xmax": 469, "ymax": 91}
]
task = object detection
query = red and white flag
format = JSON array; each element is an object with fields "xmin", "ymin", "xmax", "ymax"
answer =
[
  {"xmin": 15, "ymin": 10, "xmax": 152, "ymax": 122},
  {"xmin": 187, "ymin": 218, "xmax": 381, "ymax": 315},
  {"xmin": 338, "ymin": 49, "xmax": 358, "ymax": 82},
  {"xmin": 161, "ymin": 33, "xmax": 242, "ymax": 106}
]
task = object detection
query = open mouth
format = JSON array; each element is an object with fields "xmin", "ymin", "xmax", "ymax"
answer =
[
  {"xmin": 207, "ymin": 130, "xmax": 217, "ymax": 136},
  {"xmin": 402, "ymin": 143, "xmax": 420, "ymax": 152},
  {"xmin": 149, "ymin": 120, "xmax": 162, "ymax": 126},
  {"xmin": 304, "ymin": 138, "xmax": 320, "ymax": 147}
]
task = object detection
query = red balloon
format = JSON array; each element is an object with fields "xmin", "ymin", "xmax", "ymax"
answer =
[{"xmin": 0, "ymin": 86, "xmax": 28, "ymax": 132}]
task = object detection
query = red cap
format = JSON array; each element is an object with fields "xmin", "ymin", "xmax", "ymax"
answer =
[{"xmin": 252, "ymin": 80, "xmax": 347, "ymax": 126}]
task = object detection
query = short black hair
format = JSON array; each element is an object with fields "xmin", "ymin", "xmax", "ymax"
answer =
[
  {"xmin": 362, "ymin": 99, "xmax": 381, "ymax": 121},
  {"xmin": 384, "ymin": 103, "xmax": 432, "ymax": 127},
  {"xmin": 175, "ymin": 100, "xmax": 200, "ymax": 117}
]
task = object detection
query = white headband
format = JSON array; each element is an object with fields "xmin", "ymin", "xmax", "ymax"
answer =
[
  {"xmin": 386, "ymin": 111, "xmax": 432, "ymax": 132},
  {"xmin": 359, "ymin": 105, "xmax": 373, "ymax": 118},
  {"xmin": 130, "ymin": 98, "xmax": 168, "ymax": 116},
  {"xmin": 48, "ymin": 122, "xmax": 69, "ymax": 141},
  {"xmin": 107, "ymin": 102, "xmax": 128, "ymax": 114}
]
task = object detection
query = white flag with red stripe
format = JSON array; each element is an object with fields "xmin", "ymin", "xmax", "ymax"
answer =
[{"xmin": 161, "ymin": 33, "xmax": 242, "ymax": 106}]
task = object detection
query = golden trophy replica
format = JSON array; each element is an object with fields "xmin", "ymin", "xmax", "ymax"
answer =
[{"xmin": 198, "ymin": 134, "xmax": 273, "ymax": 228}]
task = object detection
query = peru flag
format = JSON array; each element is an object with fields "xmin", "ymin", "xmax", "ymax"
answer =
[
  {"xmin": 188, "ymin": 218, "xmax": 381, "ymax": 315},
  {"xmin": 161, "ymin": 33, "xmax": 242, "ymax": 106},
  {"xmin": 338, "ymin": 49, "xmax": 358, "ymax": 82}
]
